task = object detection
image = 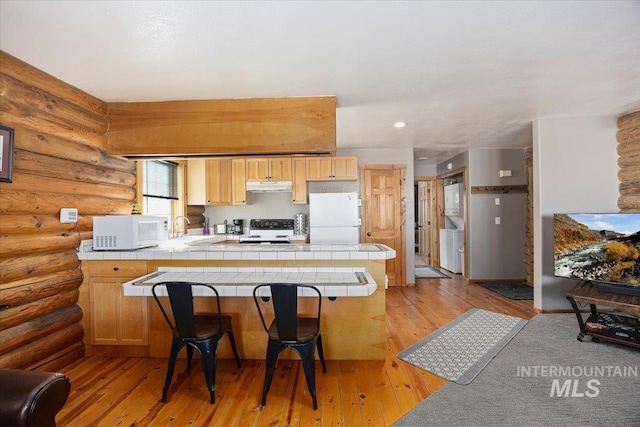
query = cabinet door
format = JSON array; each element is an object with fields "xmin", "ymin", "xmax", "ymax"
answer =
[
  {"xmin": 332, "ymin": 156, "xmax": 358, "ymax": 180},
  {"xmin": 291, "ymin": 157, "xmax": 307, "ymax": 204},
  {"xmin": 89, "ymin": 277, "xmax": 148, "ymax": 346},
  {"xmin": 206, "ymin": 159, "xmax": 232, "ymax": 205},
  {"xmin": 187, "ymin": 159, "xmax": 207, "ymax": 205},
  {"xmin": 245, "ymin": 158, "xmax": 269, "ymax": 181},
  {"xmin": 231, "ymin": 158, "xmax": 248, "ymax": 205},
  {"xmin": 269, "ymin": 158, "xmax": 292, "ymax": 181},
  {"xmin": 305, "ymin": 157, "xmax": 333, "ymax": 181}
]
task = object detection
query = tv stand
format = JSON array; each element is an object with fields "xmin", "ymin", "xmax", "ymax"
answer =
[{"xmin": 566, "ymin": 281, "xmax": 640, "ymax": 349}]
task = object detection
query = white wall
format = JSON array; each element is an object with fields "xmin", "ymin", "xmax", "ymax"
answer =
[
  {"xmin": 468, "ymin": 149, "xmax": 528, "ymax": 279},
  {"xmin": 533, "ymin": 116, "xmax": 619, "ymax": 311}
]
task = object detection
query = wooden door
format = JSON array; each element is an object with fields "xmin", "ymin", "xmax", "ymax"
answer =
[
  {"xmin": 418, "ymin": 181, "xmax": 432, "ymax": 263},
  {"xmin": 360, "ymin": 165, "xmax": 406, "ymax": 286}
]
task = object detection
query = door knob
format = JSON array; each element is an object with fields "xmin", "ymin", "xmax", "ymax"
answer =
[{"xmin": 366, "ymin": 232, "xmax": 371, "ymax": 236}]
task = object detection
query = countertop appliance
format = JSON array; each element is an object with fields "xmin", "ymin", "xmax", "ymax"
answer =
[
  {"xmin": 239, "ymin": 219, "xmax": 294, "ymax": 244},
  {"xmin": 93, "ymin": 215, "xmax": 167, "ymax": 250},
  {"xmin": 214, "ymin": 220, "xmax": 228, "ymax": 235},
  {"xmin": 309, "ymin": 192, "xmax": 361, "ymax": 244},
  {"xmin": 232, "ymin": 219, "xmax": 244, "ymax": 235}
]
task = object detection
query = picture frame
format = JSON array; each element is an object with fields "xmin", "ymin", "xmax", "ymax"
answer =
[{"xmin": 0, "ymin": 125, "xmax": 15, "ymax": 183}]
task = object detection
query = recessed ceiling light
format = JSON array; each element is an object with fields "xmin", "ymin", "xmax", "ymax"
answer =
[
  {"xmin": 394, "ymin": 122, "xmax": 407, "ymax": 128},
  {"xmin": 418, "ymin": 156, "xmax": 429, "ymax": 161}
]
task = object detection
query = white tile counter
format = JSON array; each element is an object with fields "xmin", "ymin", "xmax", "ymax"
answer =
[
  {"xmin": 123, "ymin": 267, "xmax": 377, "ymax": 297},
  {"xmin": 78, "ymin": 236, "xmax": 396, "ymax": 261}
]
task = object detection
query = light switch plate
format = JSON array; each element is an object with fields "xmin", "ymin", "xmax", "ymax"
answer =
[{"xmin": 495, "ymin": 217, "xmax": 501, "ymax": 225}]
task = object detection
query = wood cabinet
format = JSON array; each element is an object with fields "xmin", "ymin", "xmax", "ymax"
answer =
[
  {"xmin": 187, "ymin": 158, "xmax": 230, "ymax": 205},
  {"xmin": 306, "ymin": 156, "xmax": 358, "ymax": 181},
  {"xmin": 246, "ymin": 157, "xmax": 292, "ymax": 181},
  {"xmin": 292, "ymin": 157, "xmax": 307, "ymax": 204},
  {"xmin": 87, "ymin": 261, "xmax": 149, "ymax": 346},
  {"xmin": 231, "ymin": 158, "xmax": 248, "ymax": 205},
  {"xmin": 206, "ymin": 159, "xmax": 232, "ymax": 205}
]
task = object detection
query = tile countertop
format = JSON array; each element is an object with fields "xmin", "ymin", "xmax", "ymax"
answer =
[
  {"xmin": 123, "ymin": 266, "xmax": 378, "ymax": 298},
  {"xmin": 77, "ymin": 235, "xmax": 396, "ymax": 261}
]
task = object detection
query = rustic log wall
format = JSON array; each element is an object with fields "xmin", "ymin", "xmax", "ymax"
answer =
[
  {"xmin": 617, "ymin": 111, "xmax": 640, "ymax": 212},
  {"xmin": 0, "ymin": 51, "xmax": 135, "ymax": 370}
]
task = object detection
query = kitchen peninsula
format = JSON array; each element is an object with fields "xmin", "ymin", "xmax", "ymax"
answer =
[{"xmin": 77, "ymin": 237, "xmax": 395, "ymax": 360}]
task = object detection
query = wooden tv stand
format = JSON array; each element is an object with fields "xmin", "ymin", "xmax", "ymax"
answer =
[{"xmin": 565, "ymin": 281, "xmax": 640, "ymax": 349}]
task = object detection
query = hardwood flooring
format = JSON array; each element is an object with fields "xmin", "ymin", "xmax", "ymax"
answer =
[{"xmin": 56, "ymin": 273, "xmax": 536, "ymax": 426}]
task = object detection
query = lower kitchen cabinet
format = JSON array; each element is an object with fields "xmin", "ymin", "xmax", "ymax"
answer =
[{"xmin": 86, "ymin": 261, "xmax": 149, "ymax": 346}]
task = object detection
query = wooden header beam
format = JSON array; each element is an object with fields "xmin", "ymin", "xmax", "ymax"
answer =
[{"xmin": 106, "ymin": 96, "xmax": 336, "ymax": 158}]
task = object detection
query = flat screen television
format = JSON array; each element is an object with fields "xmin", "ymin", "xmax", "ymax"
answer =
[{"xmin": 554, "ymin": 213, "xmax": 640, "ymax": 297}]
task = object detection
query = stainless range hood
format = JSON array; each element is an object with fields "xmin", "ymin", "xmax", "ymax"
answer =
[{"xmin": 246, "ymin": 181, "xmax": 293, "ymax": 193}]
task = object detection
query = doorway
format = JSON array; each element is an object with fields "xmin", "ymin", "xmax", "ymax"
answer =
[
  {"xmin": 360, "ymin": 164, "xmax": 406, "ymax": 286},
  {"xmin": 415, "ymin": 178, "xmax": 437, "ymax": 267}
]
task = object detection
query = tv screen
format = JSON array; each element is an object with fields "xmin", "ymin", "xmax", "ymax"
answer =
[{"xmin": 554, "ymin": 213, "xmax": 640, "ymax": 295}]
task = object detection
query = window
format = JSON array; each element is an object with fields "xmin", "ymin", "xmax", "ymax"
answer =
[{"xmin": 142, "ymin": 160, "xmax": 178, "ymax": 220}]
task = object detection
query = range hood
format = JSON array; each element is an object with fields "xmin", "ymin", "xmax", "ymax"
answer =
[{"xmin": 246, "ymin": 181, "xmax": 293, "ymax": 193}]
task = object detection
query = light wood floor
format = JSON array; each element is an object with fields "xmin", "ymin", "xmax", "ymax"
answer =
[{"xmin": 56, "ymin": 273, "xmax": 536, "ymax": 426}]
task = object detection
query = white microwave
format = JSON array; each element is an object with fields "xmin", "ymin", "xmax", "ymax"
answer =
[{"xmin": 93, "ymin": 215, "xmax": 167, "ymax": 250}]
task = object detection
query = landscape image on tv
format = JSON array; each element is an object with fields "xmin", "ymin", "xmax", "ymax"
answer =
[{"xmin": 554, "ymin": 213, "xmax": 640, "ymax": 288}]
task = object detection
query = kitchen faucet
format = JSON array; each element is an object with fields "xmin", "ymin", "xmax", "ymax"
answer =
[{"xmin": 171, "ymin": 216, "xmax": 191, "ymax": 238}]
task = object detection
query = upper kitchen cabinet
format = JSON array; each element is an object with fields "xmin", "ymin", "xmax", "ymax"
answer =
[
  {"xmin": 187, "ymin": 158, "xmax": 234, "ymax": 205},
  {"xmin": 187, "ymin": 158, "xmax": 247, "ymax": 205},
  {"xmin": 306, "ymin": 156, "xmax": 358, "ymax": 181},
  {"xmin": 106, "ymin": 96, "xmax": 336, "ymax": 157},
  {"xmin": 246, "ymin": 158, "xmax": 292, "ymax": 181},
  {"xmin": 231, "ymin": 158, "xmax": 248, "ymax": 205},
  {"xmin": 291, "ymin": 157, "xmax": 307, "ymax": 204}
]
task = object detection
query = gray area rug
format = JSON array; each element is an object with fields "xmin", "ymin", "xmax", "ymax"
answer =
[
  {"xmin": 415, "ymin": 267, "xmax": 450, "ymax": 279},
  {"xmin": 476, "ymin": 281, "xmax": 533, "ymax": 300},
  {"xmin": 397, "ymin": 309, "xmax": 527, "ymax": 384},
  {"xmin": 394, "ymin": 314, "xmax": 640, "ymax": 427}
]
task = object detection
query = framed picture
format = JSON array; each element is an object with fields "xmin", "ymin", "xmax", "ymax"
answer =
[{"xmin": 0, "ymin": 125, "xmax": 14, "ymax": 183}]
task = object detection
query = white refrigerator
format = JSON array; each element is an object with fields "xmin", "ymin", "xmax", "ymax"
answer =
[{"xmin": 309, "ymin": 192, "xmax": 361, "ymax": 243}]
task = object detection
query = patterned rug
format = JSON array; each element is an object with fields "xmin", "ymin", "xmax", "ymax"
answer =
[
  {"xmin": 415, "ymin": 267, "xmax": 450, "ymax": 279},
  {"xmin": 397, "ymin": 309, "xmax": 527, "ymax": 384},
  {"xmin": 476, "ymin": 281, "xmax": 533, "ymax": 300}
]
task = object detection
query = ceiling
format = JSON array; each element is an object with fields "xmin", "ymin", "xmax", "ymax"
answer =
[{"xmin": 1, "ymin": 1, "xmax": 639, "ymax": 164}]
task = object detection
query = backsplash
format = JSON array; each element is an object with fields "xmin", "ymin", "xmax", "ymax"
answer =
[{"xmin": 204, "ymin": 192, "xmax": 309, "ymax": 226}]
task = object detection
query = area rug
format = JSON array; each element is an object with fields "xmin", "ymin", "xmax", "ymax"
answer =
[
  {"xmin": 397, "ymin": 308, "xmax": 527, "ymax": 384},
  {"xmin": 393, "ymin": 314, "xmax": 640, "ymax": 427},
  {"xmin": 415, "ymin": 267, "xmax": 450, "ymax": 279},
  {"xmin": 476, "ymin": 281, "xmax": 533, "ymax": 300}
]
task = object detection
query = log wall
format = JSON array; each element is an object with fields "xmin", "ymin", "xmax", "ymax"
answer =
[
  {"xmin": 0, "ymin": 51, "xmax": 135, "ymax": 370},
  {"xmin": 617, "ymin": 110, "xmax": 640, "ymax": 212}
]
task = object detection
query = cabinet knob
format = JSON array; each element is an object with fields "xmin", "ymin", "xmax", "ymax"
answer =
[
  {"xmin": 113, "ymin": 267, "xmax": 119, "ymax": 271},
  {"xmin": 366, "ymin": 232, "xmax": 371, "ymax": 237}
]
